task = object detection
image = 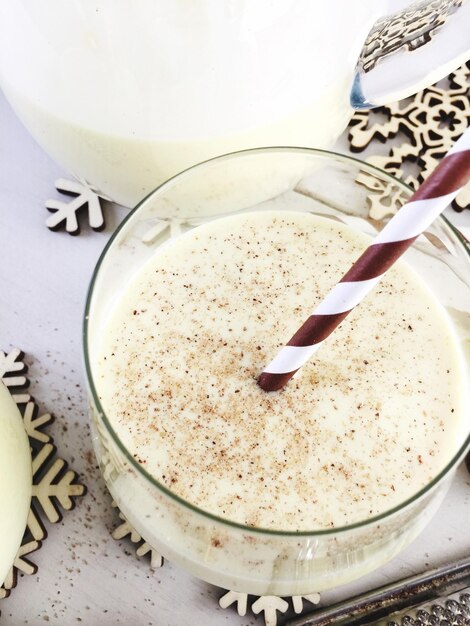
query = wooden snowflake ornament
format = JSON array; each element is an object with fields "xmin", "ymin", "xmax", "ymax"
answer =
[
  {"xmin": 0, "ymin": 348, "xmax": 30, "ymax": 405},
  {"xmin": 252, "ymin": 596, "xmax": 289, "ymax": 626},
  {"xmin": 111, "ymin": 504, "xmax": 164, "ymax": 569},
  {"xmin": 32, "ymin": 443, "xmax": 85, "ymax": 524},
  {"xmin": 218, "ymin": 591, "xmax": 249, "ymax": 616},
  {"xmin": 45, "ymin": 178, "xmax": 105, "ymax": 235},
  {"xmin": 22, "ymin": 401, "xmax": 53, "ymax": 444},
  {"xmin": 0, "ymin": 348, "xmax": 86, "ymax": 600},
  {"xmin": 348, "ymin": 61, "xmax": 470, "ymax": 219},
  {"xmin": 219, "ymin": 590, "xmax": 320, "ymax": 626},
  {"xmin": 110, "ymin": 495, "xmax": 322, "ymax": 626}
]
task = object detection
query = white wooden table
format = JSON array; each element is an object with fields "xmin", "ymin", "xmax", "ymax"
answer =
[{"xmin": 1, "ymin": 84, "xmax": 469, "ymax": 626}]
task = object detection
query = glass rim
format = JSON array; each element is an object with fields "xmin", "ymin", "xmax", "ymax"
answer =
[{"xmin": 83, "ymin": 146, "xmax": 470, "ymax": 538}]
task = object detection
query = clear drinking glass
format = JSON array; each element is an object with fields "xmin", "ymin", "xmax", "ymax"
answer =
[{"xmin": 84, "ymin": 148, "xmax": 470, "ymax": 596}]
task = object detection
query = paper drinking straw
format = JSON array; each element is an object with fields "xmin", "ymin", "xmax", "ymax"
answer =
[{"xmin": 258, "ymin": 127, "xmax": 470, "ymax": 392}]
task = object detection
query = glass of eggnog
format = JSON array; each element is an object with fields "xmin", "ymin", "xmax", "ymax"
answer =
[{"xmin": 84, "ymin": 148, "xmax": 470, "ymax": 596}]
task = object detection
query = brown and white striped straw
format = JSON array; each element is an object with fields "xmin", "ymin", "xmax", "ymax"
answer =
[{"xmin": 258, "ymin": 128, "xmax": 470, "ymax": 392}]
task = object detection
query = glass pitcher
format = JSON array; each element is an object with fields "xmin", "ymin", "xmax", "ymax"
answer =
[{"xmin": 0, "ymin": 0, "xmax": 468, "ymax": 208}]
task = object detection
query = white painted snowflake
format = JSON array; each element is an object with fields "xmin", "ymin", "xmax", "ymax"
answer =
[
  {"xmin": 219, "ymin": 589, "xmax": 320, "ymax": 626},
  {"xmin": 45, "ymin": 178, "xmax": 105, "ymax": 235}
]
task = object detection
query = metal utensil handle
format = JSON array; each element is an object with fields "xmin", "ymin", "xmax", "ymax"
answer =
[{"xmin": 287, "ymin": 556, "xmax": 470, "ymax": 626}]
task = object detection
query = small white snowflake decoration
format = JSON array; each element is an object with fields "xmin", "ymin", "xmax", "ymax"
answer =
[
  {"xmin": 45, "ymin": 178, "xmax": 105, "ymax": 235},
  {"xmin": 219, "ymin": 590, "xmax": 320, "ymax": 626}
]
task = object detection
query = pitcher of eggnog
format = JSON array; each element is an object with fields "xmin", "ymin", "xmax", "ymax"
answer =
[{"xmin": 0, "ymin": 0, "xmax": 468, "ymax": 207}]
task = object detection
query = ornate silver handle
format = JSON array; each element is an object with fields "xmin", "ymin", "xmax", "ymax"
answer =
[
  {"xmin": 351, "ymin": 0, "xmax": 470, "ymax": 109},
  {"xmin": 287, "ymin": 555, "xmax": 470, "ymax": 625}
]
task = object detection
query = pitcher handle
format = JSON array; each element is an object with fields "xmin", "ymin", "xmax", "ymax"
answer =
[{"xmin": 351, "ymin": 0, "xmax": 470, "ymax": 109}]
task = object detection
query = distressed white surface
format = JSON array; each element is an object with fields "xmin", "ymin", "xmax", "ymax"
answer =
[{"xmin": 1, "ymin": 76, "xmax": 470, "ymax": 626}]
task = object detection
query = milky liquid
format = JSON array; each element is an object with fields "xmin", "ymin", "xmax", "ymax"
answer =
[
  {"xmin": 94, "ymin": 211, "xmax": 467, "ymax": 532},
  {"xmin": 0, "ymin": 85, "xmax": 352, "ymax": 209},
  {"xmin": 0, "ymin": 1, "xmax": 385, "ymax": 207},
  {"xmin": 0, "ymin": 382, "xmax": 32, "ymax": 586}
]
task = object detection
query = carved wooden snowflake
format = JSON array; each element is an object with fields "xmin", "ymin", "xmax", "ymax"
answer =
[
  {"xmin": 348, "ymin": 61, "xmax": 470, "ymax": 219},
  {"xmin": 140, "ymin": 216, "xmax": 207, "ymax": 245},
  {"xmin": 32, "ymin": 443, "xmax": 85, "ymax": 524},
  {"xmin": 219, "ymin": 589, "xmax": 320, "ymax": 626},
  {"xmin": 91, "ymin": 414, "xmax": 127, "ymax": 483},
  {"xmin": 0, "ymin": 348, "xmax": 86, "ymax": 599},
  {"xmin": 141, "ymin": 218, "xmax": 184, "ymax": 245},
  {"xmin": 111, "ymin": 504, "xmax": 164, "ymax": 569},
  {"xmin": 110, "ymin": 492, "xmax": 321, "ymax": 626},
  {"xmin": 45, "ymin": 178, "xmax": 105, "ymax": 235},
  {"xmin": 0, "ymin": 348, "xmax": 31, "ymax": 405},
  {"xmin": 0, "ymin": 540, "xmax": 42, "ymax": 600},
  {"xmin": 22, "ymin": 401, "xmax": 53, "ymax": 444}
]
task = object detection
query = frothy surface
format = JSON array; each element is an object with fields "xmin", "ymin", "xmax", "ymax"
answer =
[{"xmin": 95, "ymin": 212, "xmax": 466, "ymax": 531}]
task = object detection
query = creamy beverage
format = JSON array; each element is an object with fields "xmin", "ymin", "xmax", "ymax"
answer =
[
  {"xmin": 0, "ymin": 1, "xmax": 385, "ymax": 207},
  {"xmin": 94, "ymin": 211, "xmax": 467, "ymax": 532},
  {"xmin": 0, "ymin": 87, "xmax": 351, "ymax": 209},
  {"xmin": 0, "ymin": 382, "xmax": 32, "ymax": 586}
]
